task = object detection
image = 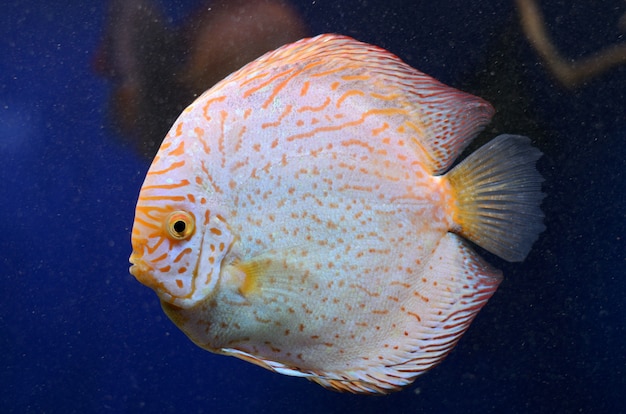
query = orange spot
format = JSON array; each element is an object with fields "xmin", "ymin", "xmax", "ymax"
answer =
[
  {"xmin": 147, "ymin": 160, "xmax": 185, "ymax": 176},
  {"xmin": 341, "ymin": 138, "xmax": 374, "ymax": 152},
  {"xmin": 372, "ymin": 123, "xmax": 389, "ymax": 136},
  {"xmin": 336, "ymin": 89, "xmax": 365, "ymax": 108},
  {"xmin": 141, "ymin": 179, "xmax": 190, "ymax": 191},
  {"xmin": 300, "ymin": 81, "xmax": 310, "ymax": 96},
  {"xmin": 176, "ymin": 279, "xmax": 184, "ymax": 288},
  {"xmin": 262, "ymin": 69, "xmax": 302, "ymax": 108},
  {"xmin": 407, "ymin": 311, "xmax": 422, "ymax": 322},
  {"xmin": 202, "ymin": 95, "xmax": 227, "ymax": 120},
  {"xmin": 169, "ymin": 141, "xmax": 185, "ymax": 156},
  {"xmin": 261, "ymin": 104, "xmax": 292, "ymax": 128},
  {"xmin": 152, "ymin": 253, "xmax": 168, "ymax": 263},
  {"xmin": 297, "ymin": 96, "xmax": 331, "ymax": 113},
  {"xmin": 341, "ymin": 74, "xmax": 370, "ymax": 81},
  {"xmin": 140, "ymin": 195, "xmax": 186, "ymax": 202},
  {"xmin": 243, "ymin": 67, "xmax": 294, "ymax": 100},
  {"xmin": 309, "ymin": 63, "xmax": 351, "ymax": 78},
  {"xmin": 173, "ymin": 248, "xmax": 192, "ymax": 263},
  {"xmin": 175, "ymin": 123, "xmax": 183, "ymax": 137}
]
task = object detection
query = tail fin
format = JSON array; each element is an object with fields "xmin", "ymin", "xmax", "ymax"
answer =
[{"xmin": 447, "ymin": 134, "xmax": 545, "ymax": 262}]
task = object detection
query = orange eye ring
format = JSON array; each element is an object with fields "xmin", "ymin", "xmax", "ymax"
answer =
[{"xmin": 164, "ymin": 211, "xmax": 195, "ymax": 240}]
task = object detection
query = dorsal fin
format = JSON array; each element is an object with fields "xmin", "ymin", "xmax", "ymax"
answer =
[
  {"xmin": 227, "ymin": 33, "xmax": 495, "ymax": 174},
  {"xmin": 402, "ymin": 79, "xmax": 495, "ymax": 174}
]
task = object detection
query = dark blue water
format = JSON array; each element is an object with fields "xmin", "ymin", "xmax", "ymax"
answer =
[{"xmin": 2, "ymin": 1, "xmax": 624, "ymax": 413}]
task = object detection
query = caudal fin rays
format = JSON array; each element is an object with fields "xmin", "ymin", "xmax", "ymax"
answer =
[{"xmin": 447, "ymin": 134, "xmax": 545, "ymax": 262}]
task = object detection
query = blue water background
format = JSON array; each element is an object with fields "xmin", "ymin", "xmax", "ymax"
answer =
[{"xmin": 1, "ymin": 0, "xmax": 625, "ymax": 412}]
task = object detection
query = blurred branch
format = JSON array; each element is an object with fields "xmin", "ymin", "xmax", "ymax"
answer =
[{"xmin": 516, "ymin": 0, "xmax": 626, "ymax": 88}]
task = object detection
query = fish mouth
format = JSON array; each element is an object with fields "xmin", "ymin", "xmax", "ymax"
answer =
[
  {"xmin": 129, "ymin": 252, "xmax": 153, "ymax": 283},
  {"xmin": 129, "ymin": 262, "xmax": 141, "ymax": 278},
  {"xmin": 129, "ymin": 252, "xmax": 141, "ymax": 276}
]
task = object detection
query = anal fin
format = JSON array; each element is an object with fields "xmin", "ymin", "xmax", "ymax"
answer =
[
  {"xmin": 382, "ymin": 233, "xmax": 503, "ymax": 390},
  {"xmin": 308, "ymin": 233, "xmax": 503, "ymax": 394}
]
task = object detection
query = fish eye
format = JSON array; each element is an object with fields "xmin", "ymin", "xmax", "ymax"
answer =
[{"xmin": 165, "ymin": 211, "xmax": 195, "ymax": 240}]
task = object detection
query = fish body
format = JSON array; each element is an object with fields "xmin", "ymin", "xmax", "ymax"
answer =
[{"xmin": 129, "ymin": 34, "xmax": 544, "ymax": 394}]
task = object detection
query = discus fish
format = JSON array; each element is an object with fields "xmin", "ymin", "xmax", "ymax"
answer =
[{"xmin": 129, "ymin": 34, "xmax": 545, "ymax": 394}]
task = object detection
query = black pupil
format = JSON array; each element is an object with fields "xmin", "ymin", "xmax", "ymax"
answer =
[{"xmin": 173, "ymin": 220, "xmax": 186, "ymax": 234}]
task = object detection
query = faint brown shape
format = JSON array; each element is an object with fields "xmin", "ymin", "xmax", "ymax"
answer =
[
  {"xmin": 181, "ymin": 0, "xmax": 309, "ymax": 94},
  {"xmin": 95, "ymin": 0, "xmax": 308, "ymax": 159},
  {"xmin": 516, "ymin": 0, "xmax": 626, "ymax": 88}
]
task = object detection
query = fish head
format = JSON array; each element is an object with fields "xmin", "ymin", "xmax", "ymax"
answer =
[{"xmin": 129, "ymin": 136, "xmax": 232, "ymax": 309}]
